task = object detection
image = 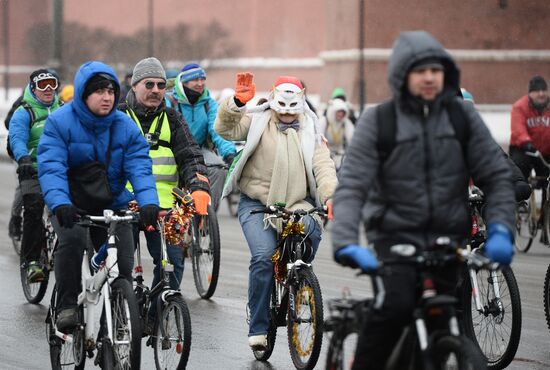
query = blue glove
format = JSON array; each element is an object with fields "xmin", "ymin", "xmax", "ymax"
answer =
[
  {"xmin": 485, "ymin": 223, "xmax": 514, "ymax": 265},
  {"xmin": 335, "ymin": 244, "xmax": 379, "ymax": 272}
]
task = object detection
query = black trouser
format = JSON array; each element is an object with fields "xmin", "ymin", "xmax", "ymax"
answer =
[
  {"xmin": 509, "ymin": 145, "xmax": 550, "ymax": 180},
  {"xmin": 52, "ymin": 216, "xmax": 135, "ymax": 310},
  {"xmin": 20, "ymin": 179, "xmax": 45, "ymax": 264},
  {"xmin": 352, "ymin": 241, "xmax": 460, "ymax": 370}
]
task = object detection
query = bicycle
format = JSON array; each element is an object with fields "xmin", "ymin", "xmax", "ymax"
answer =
[
  {"xmin": 325, "ymin": 241, "xmax": 488, "ymax": 370},
  {"xmin": 460, "ymin": 186, "xmax": 522, "ymax": 370},
  {"xmin": 46, "ymin": 209, "xmax": 142, "ymax": 370},
  {"xmin": 515, "ymin": 150, "xmax": 550, "ymax": 252},
  {"xmin": 134, "ymin": 187, "xmax": 192, "ymax": 370},
  {"xmin": 20, "ymin": 206, "xmax": 57, "ymax": 304},
  {"xmin": 249, "ymin": 203, "xmax": 326, "ymax": 370}
]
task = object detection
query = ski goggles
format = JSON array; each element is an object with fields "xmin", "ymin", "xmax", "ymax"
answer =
[{"xmin": 34, "ymin": 77, "xmax": 59, "ymax": 91}]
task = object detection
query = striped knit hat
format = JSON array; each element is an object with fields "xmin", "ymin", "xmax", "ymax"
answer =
[{"xmin": 180, "ymin": 63, "xmax": 206, "ymax": 83}]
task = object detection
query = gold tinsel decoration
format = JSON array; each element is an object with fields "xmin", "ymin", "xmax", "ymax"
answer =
[{"xmin": 164, "ymin": 197, "xmax": 196, "ymax": 246}]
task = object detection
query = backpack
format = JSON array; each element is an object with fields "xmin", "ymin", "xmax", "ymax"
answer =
[
  {"xmin": 375, "ymin": 99, "xmax": 470, "ymax": 162},
  {"xmin": 5, "ymin": 99, "xmax": 39, "ymax": 160}
]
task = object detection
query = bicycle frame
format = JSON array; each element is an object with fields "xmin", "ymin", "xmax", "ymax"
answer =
[{"xmin": 53, "ymin": 210, "xmax": 136, "ymax": 350}]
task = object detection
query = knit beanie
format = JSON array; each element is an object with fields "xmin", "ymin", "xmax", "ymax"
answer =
[
  {"xmin": 131, "ymin": 57, "xmax": 166, "ymax": 86},
  {"xmin": 529, "ymin": 76, "xmax": 548, "ymax": 92},
  {"xmin": 83, "ymin": 73, "xmax": 118, "ymax": 101},
  {"xmin": 409, "ymin": 57, "xmax": 444, "ymax": 72},
  {"xmin": 180, "ymin": 63, "xmax": 206, "ymax": 83}
]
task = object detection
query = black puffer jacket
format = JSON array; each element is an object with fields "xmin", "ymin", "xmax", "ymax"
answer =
[
  {"xmin": 332, "ymin": 31, "xmax": 515, "ymax": 254},
  {"xmin": 119, "ymin": 91, "xmax": 209, "ymax": 194}
]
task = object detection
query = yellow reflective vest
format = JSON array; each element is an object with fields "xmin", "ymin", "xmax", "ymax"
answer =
[{"xmin": 126, "ymin": 109, "xmax": 177, "ymax": 208}]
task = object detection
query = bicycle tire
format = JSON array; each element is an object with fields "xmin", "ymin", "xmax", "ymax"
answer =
[
  {"xmin": 20, "ymin": 246, "xmax": 50, "ymax": 304},
  {"xmin": 461, "ymin": 265, "xmax": 522, "ymax": 370},
  {"xmin": 153, "ymin": 295, "xmax": 192, "ymax": 370},
  {"xmin": 287, "ymin": 268, "xmax": 324, "ymax": 370},
  {"xmin": 432, "ymin": 336, "xmax": 487, "ymax": 370},
  {"xmin": 253, "ymin": 312, "xmax": 277, "ymax": 361},
  {"xmin": 47, "ymin": 285, "xmax": 86, "ymax": 370},
  {"xmin": 108, "ymin": 278, "xmax": 142, "ymax": 369},
  {"xmin": 325, "ymin": 330, "xmax": 345, "ymax": 370},
  {"xmin": 514, "ymin": 196, "xmax": 536, "ymax": 253},
  {"xmin": 191, "ymin": 204, "xmax": 221, "ymax": 299},
  {"xmin": 543, "ymin": 264, "xmax": 550, "ymax": 333}
]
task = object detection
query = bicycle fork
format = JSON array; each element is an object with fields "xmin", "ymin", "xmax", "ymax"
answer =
[{"xmin": 469, "ymin": 268, "xmax": 502, "ymax": 316}]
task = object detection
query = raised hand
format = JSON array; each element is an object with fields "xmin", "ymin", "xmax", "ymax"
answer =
[{"xmin": 234, "ymin": 72, "xmax": 256, "ymax": 104}]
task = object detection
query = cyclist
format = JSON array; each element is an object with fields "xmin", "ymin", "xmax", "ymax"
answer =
[
  {"xmin": 318, "ymin": 98, "xmax": 355, "ymax": 170},
  {"xmin": 509, "ymin": 75, "xmax": 550, "ymax": 179},
  {"xmin": 119, "ymin": 57, "xmax": 210, "ymax": 332},
  {"xmin": 331, "ymin": 31, "xmax": 515, "ymax": 370},
  {"xmin": 215, "ymin": 73, "xmax": 337, "ymax": 350},
  {"xmin": 9, "ymin": 69, "xmax": 61, "ymax": 282},
  {"xmin": 37, "ymin": 61, "xmax": 160, "ymax": 331},
  {"xmin": 167, "ymin": 62, "xmax": 237, "ymax": 211}
]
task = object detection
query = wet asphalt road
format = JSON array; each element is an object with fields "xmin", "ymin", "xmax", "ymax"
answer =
[{"xmin": 0, "ymin": 159, "xmax": 549, "ymax": 369}]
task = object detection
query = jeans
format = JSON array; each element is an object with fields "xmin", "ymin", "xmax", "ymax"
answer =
[
  {"xmin": 52, "ymin": 216, "xmax": 135, "ymax": 310},
  {"xmin": 237, "ymin": 194, "xmax": 322, "ymax": 336},
  {"xmin": 20, "ymin": 179, "xmax": 44, "ymax": 263}
]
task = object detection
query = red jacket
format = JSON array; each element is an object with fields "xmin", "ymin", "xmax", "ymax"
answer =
[{"xmin": 510, "ymin": 95, "xmax": 550, "ymax": 155}]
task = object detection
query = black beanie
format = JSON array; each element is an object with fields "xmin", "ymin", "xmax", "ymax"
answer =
[
  {"xmin": 83, "ymin": 73, "xmax": 119, "ymax": 100},
  {"xmin": 529, "ymin": 76, "xmax": 548, "ymax": 92}
]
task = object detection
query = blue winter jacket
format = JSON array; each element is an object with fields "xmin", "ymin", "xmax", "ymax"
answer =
[
  {"xmin": 168, "ymin": 81, "xmax": 236, "ymax": 159},
  {"xmin": 37, "ymin": 61, "xmax": 159, "ymax": 212}
]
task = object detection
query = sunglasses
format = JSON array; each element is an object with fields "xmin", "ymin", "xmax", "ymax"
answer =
[
  {"xmin": 144, "ymin": 81, "xmax": 166, "ymax": 90},
  {"xmin": 35, "ymin": 78, "xmax": 58, "ymax": 91}
]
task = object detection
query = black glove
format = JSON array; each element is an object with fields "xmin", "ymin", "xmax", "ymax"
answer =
[
  {"xmin": 140, "ymin": 204, "xmax": 160, "ymax": 229},
  {"xmin": 522, "ymin": 142, "xmax": 537, "ymax": 155},
  {"xmin": 224, "ymin": 154, "xmax": 236, "ymax": 166},
  {"xmin": 55, "ymin": 204, "xmax": 81, "ymax": 229},
  {"xmin": 17, "ymin": 156, "xmax": 36, "ymax": 181}
]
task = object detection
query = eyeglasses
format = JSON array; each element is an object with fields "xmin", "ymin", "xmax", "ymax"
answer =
[
  {"xmin": 35, "ymin": 78, "xmax": 58, "ymax": 91},
  {"xmin": 144, "ymin": 81, "xmax": 166, "ymax": 90}
]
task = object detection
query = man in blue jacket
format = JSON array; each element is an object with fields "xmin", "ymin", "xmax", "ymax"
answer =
[
  {"xmin": 38, "ymin": 61, "xmax": 160, "ymax": 330},
  {"xmin": 167, "ymin": 63, "xmax": 236, "ymax": 210}
]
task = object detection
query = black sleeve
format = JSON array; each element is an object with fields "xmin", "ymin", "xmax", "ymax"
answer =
[
  {"xmin": 504, "ymin": 151, "xmax": 532, "ymax": 201},
  {"xmin": 166, "ymin": 108, "xmax": 210, "ymax": 193}
]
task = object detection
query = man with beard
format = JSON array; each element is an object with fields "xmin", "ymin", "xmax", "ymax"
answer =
[{"xmin": 509, "ymin": 75, "xmax": 550, "ymax": 179}]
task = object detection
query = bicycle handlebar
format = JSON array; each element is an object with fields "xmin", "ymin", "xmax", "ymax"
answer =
[
  {"xmin": 526, "ymin": 150, "xmax": 550, "ymax": 169},
  {"xmin": 250, "ymin": 204, "xmax": 327, "ymax": 217},
  {"xmin": 78, "ymin": 210, "xmax": 139, "ymax": 225}
]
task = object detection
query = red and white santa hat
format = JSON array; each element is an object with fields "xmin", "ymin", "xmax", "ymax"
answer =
[{"xmin": 273, "ymin": 76, "xmax": 304, "ymax": 93}]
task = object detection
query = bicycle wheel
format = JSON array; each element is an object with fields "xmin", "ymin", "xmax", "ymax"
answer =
[
  {"xmin": 514, "ymin": 196, "xmax": 536, "ymax": 252},
  {"xmin": 287, "ymin": 268, "xmax": 324, "ymax": 370},
  {"xmin": 153, "ymin": 295, "xmax": 192, "ymax": 370},
  {"xmin": 432, "ymin": 336, "xmax": 487, "ymax": 370},
  {"xmin": 325, "ymin": 330, "xmax": 345, "ymax": 370},
  {"xmin": 47, "ymin": 285, "xmax": 86, "ymax": 370},
  {"xmin": 108, "ymin": 278, "xmax": 142, "ymax": 369},
  {"xmin": 543, "ymin": 264, "xmax": 550, "ymax": 333},
  {"xmin": 461, "ymin": 265, "xmax": 521, "ymax": 370},
  {"xmin": 253, "ymin": 312, "xmax": 277, "ymax": 361},
  {"xmin": 20, "ymin": 246, "xmax": 50, "ymax": 304},
  {"xmin": 191, "ymin": 204, "xmax": 221, "ymax": 299}
]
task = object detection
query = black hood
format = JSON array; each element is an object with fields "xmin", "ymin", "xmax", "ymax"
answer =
[{"xmin": 387, "ymin": 31, "xmax": 460, "ymax": 106}]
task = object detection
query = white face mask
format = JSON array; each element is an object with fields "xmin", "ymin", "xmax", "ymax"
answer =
[{"xmin": 269, "ymin": 84, "xmax": 306, "ymax": 115}]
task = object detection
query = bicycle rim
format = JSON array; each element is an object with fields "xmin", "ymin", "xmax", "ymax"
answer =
[
  {"xmin": 153, "ymin": 296, "xmax": 192, "ymax": 370},
  {"xmin": 287, "ymin": 268, "xmax": 324, "ymax": 370},
  {"xmin": 110, "ymin": 279, "xmax": 141, "ymax": 370},
  {"xmin": 515, "ymin": 198, "xmax": 535, "ymax": 252},
  {"xmin": 462, "ymin": 265, "xmax": 521, "ymax": 369},
  {"xmin": 191, "ymin": 206, "xmax": 221, "ymax": 299},
  {"xmin": 20, "ymin": 249, "xmax": 50, "ymax": 304}
]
